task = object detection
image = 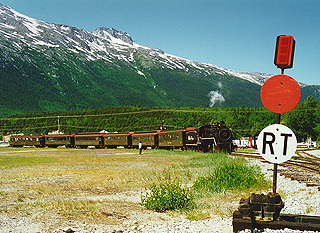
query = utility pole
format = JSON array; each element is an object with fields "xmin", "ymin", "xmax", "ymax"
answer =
[{"xmin": 57, "ymin": 116, "xmax": 61, "ymax": 134}]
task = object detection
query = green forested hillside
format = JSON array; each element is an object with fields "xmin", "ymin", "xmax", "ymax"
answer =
[
  {"xmin": 0, "ymin": 45, "xmax": 266, "ymax": 118},
  {"xmin": 1, "ymin": 46, "xmax": 319, "ymax": 118},
  {"xmin": 0, "ymin": 47, "xmax": 167, "ymax": 116},
  {"xmin": 1, "ymin": 97, "xmax": 319, "ymax": 142}
]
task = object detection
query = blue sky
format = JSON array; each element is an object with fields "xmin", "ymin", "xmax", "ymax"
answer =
[{"xmin": 1, "ymin": 0, "xmax": 319, "ymax": 85}]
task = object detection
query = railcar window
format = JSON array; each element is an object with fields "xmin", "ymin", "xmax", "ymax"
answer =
[{"xmin": 76, "ymin": 137, "xmax": 98, "ymax": 141}]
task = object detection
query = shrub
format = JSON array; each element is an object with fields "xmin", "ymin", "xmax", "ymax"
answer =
[
  {"xmin": 140, "ymin": 181, "xmax": 195, "ymax": 212},
  {"xmin": 193, "ymin": 162, "xmax": 266, "ymax": 193}
]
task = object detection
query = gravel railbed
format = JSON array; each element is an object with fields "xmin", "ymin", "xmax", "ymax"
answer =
[{"xmin": 0, "ymin": 151, "xmax": 319, "ymax": 233}]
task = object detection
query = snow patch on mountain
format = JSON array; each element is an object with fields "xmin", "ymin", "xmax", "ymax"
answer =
[
  {"xmin": 226, "ymin": 70, "xmax": 272, "ymax": 85},
  {"xmin": 34, "ymin": 41, "xmax": 59, "ymax": 47}
]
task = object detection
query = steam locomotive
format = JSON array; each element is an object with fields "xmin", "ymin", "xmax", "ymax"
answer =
[{"xmin": 10, "ymin": 122, "xmax": 235, "ymax": 153}]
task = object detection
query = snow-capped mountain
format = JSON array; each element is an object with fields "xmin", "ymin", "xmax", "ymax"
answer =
[
  {"xmin": 0, "ymin": 4, "xmax": 317, "ymax": 116},
  {"xmin": 0, "ymin": 4, "xmax": 271, "ymax": 83}
]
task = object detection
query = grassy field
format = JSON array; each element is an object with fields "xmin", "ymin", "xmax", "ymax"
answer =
[{"xmin": 0, "ymin": 147, "xmax": 269, "ymax": 227}]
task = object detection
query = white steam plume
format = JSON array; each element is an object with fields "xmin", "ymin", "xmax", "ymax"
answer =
[{"xmin": 208, "ymin": 90, "xmax": 225, "ymax": 107}]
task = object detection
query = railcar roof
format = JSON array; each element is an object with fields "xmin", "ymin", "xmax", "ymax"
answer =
[
  {"xmin": 131, "ymin": 132, "xmax": 158, "ymax": 136},
  {"xmin": 104, "ymin": 133, "xmax": 130, "ymax": 136},
  {"xmin": 43, "ymin": 134, "xmax": 74, "ymax": 137},
  {"xmin": 75, "ymin": 132, "xmax": 104, "ymax": 135},
  {"xmin": 158, "ymin": 128, "xmax": 196, "ymax": 134},
  {"xmin": 74, "ymin": 134, "xmax": 105, "ymax": 137}
]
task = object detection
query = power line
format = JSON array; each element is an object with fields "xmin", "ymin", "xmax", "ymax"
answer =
[
  {"xmin": 0, "ymin": 106, "xmax": 318, "ymax": 134},
  {"xmin": 0, "ymin": 125, "xmax": 58, "ymax": 131},
  {"xmin": 0, "ymin": 107, "xmax": 318, "ymax": 122}
]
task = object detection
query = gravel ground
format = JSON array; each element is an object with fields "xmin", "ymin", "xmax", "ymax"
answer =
[{"xmin": 0, "ymin": 150, "xmax": 319, "ymax": 233}]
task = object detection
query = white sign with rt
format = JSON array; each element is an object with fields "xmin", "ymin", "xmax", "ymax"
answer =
[{"xmin": 257, "ymin": 124, "xmax": 297, "ymax": 164}]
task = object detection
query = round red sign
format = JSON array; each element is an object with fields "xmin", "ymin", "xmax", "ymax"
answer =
[{"xmin": 260, "ymin": 74, "xmax": 301, "ymax": 113}]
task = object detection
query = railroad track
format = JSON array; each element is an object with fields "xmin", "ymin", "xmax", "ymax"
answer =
[{"xmin": 231, "ymin": 150, "xmax": 320, "ymax": 190}]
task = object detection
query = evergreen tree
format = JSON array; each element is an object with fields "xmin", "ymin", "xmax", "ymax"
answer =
[{"xmin": 283, "ymin": 96, "xmax": 319, "ymax": 142}]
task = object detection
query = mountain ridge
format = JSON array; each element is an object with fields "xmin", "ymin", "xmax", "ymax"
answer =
[
  {"xmin": 0, "ymin": 3, "xmax": 271, "ymax": 83},
  {"xmin": 0, "ymin": 4, "xmax": 318, "ymax": 117}
]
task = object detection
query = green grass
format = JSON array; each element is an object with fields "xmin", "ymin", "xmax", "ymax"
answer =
[
  {"xmin": 193, "ymin": 161, "xmax": 267, "ymax": 194},
  {"xmin": 0, "ymin": 147, "xmax": 269, "ymax": 221},
  {"xmin": 0, "ymin": 155, "xmax": 57, "ymax": 168},
  {"xmin": 187, "ymin": 151, "xmax": 234, "ymax": 168},
  {"xmin": 140, "ymin": 151, "xmax": 269, "ymax": 213},
  {"xmin": 190, "ymin": 152, "xmax": 268, "ymax": 194},
  {"xmin": 140, "ymin": 181, "xmax": 195, "ymax": 212}
]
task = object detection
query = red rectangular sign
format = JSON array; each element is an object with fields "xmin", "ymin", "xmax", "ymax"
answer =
[{"xmin": 274, "ymin": 35, "xmax": 295, "ymax": 70}]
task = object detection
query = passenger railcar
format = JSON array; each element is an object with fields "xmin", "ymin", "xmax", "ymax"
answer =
[
  {"xmin": 131, "ymin": 131, "xmax": 158, "ymax": 148},
  {"xmin": 158, "ymin": 127, "xmax": 197, "ymax": 150},
  {"xmin": 74, "ymin": 133, "xmax": 105, "ymax": 149},
  {"xmin": 103, "ymin": 132, "xmax": 131, "ymax": 148},
  {"xmin": 43, "ymin": 134, "xmax": 74, "ymax": 148},
  {"xmin": 10, "ymin": 135, "xmax": 43, "ymax": 147}
]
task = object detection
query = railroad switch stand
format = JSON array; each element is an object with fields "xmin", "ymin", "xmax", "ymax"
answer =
[
  {"xmin": 233, "ymin": 193, "xmax": 320, "ymax": 232},
  {"xmin": 233, "ymin": 193, "xmax": 284, "ymax": 232},
  {"xmin": 237, "ymin": 193, "xmax": 284, "ymax": 222}
]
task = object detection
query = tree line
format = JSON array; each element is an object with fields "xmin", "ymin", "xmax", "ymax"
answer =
[{"xmin": 0, "ymin": 96, "xmax": 319, "ymax": 142}]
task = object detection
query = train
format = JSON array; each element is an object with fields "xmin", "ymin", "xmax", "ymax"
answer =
[{"xmin": 9, "ymin": 121, "xmax": 235, "ymax": 153}]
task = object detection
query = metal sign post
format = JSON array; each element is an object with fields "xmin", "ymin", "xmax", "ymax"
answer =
[
  {"xmin": 231, "ymin": 35, "xmax": 319, "ymax": 233},
  {"xmin": 259, "ymin": 35, "xmax": 300, "ymax": 194},
  {"xmin": 274, "ymin": 114, "xmax": 280, "ymax": 193}
]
